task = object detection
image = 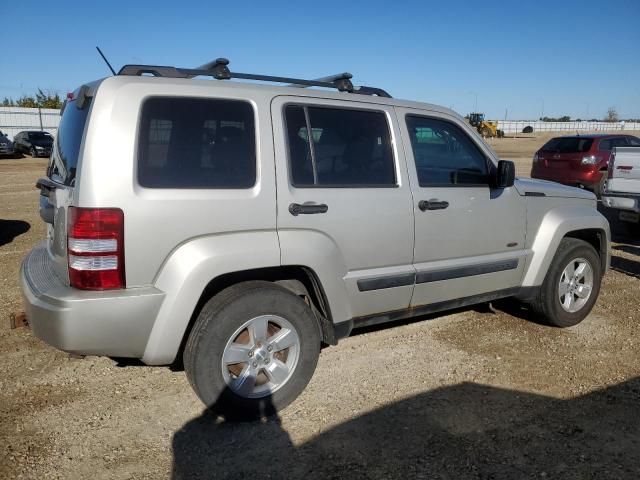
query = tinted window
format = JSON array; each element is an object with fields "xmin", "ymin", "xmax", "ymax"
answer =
[
  {"xmin": 285, "ymin": 105, "xmax": 395, "ymax": 187},
  {"xmin": 628, "ymin": 137, "xmax": 640, "ymax": 147},
  {"xmin": 138, "ymin": 97, "xmax": 256, "ymax": 188},
  {"xmin": 29, "ymin": 131, "xmax": 52, "ymax": 140},
  {"xmin": 406, "ymin": 116, "xmax": 489, "ymax": 186},
  {"xmin": 598, "ymin": 139, "xmax": 612, "ymax": 151},
  {"xmin": 541, "ymin": 137, "xmax": 593, "ymax": 153},
  {"xmin": 50, "ymin": 99, "xmax": 92, "ymax": 184}
]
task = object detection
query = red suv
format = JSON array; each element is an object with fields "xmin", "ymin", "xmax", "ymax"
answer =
[{"xmin": 531, "ymin": 134, "xmax": 640, "ymax": 196}]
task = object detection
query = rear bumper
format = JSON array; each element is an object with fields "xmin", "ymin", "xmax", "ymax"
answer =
[
  {"xmin": 531, "ymin": 166, "xmax": 601, "ymax": 188},
  {"xmin": 20, "ymin": 242, "xmax": 165, "ymax": 358},
  {"xmin": 602, "ymin": 192, "xmax": 640, "ymax": 213}
]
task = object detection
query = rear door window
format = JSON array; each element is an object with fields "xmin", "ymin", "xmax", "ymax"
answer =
[
  {"xmin": 599, "ymin": 139, "xmax": 612, "ymax": 151},
  {"xmin": 284, "ymin": 105, "xmax": 396, "ymax": 187},
  {"xmin": 628, "ymin": 137, "xmax": 640, "ymax": 147},
  {"xmin": 138, "ymin": 97, "xmax": 256, "ymax": 188}
]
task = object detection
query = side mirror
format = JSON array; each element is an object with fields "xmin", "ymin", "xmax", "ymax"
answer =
[{"xmin": 496, "ymin": 160, "xmax": 515, "ymax": 188}]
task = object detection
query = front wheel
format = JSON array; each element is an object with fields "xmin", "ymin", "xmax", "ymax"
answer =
[
  {"xmin": 184, "ymin": 281, "xmax": 321, "ymax": 420},
  {"xmin": 30, "ymin": 147, "xmax": 37, "ymax": 158},
  {"xmin": 529, "ymin": 238, "xmax": 602, "ymax": 327}
]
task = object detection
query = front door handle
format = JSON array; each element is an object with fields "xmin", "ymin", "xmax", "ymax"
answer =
[
  {"xmin": 418, "ymin": 199, "xmax": 449, "ymax": 211},
  {"xmin": 289, "ymin": 202, "xmax": 329, "ymax": 216}
]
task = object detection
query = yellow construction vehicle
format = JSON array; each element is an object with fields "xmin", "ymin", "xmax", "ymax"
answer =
[{"xmin": 467, "ymin": 113, "xmax": 504, "ymax": 138}]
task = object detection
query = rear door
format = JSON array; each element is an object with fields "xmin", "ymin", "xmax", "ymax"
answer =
[
  {"xmin": 271, "ymin": 96, "xmax": 415, "ymax": 319},
  {"xmin": 397, "ymin": 108, "xmax": 527, "ymax": 307},
  {"xmin": 39, "ymin": 89, "xmax": 93, "ymax": 283}
]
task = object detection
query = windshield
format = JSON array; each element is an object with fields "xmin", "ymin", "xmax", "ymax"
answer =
[{"xmin": 542, "ymin": 137, "xmax": 593, "ymax": 153}]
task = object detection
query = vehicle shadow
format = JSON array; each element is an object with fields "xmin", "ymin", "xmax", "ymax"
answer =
[
  {"xmin": 171, "ymin": 379, "xmax": 640, "ymax": 479},
  {"xmin": 0, "ymin": 219, "xmax": 30, "ymax": 247}
]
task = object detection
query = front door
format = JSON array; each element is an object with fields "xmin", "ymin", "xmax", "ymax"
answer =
[
  {"xmin": 397, "ymin": 108, "xmax": 527, "ymax": 307},
  {"xmin": 271, "ymin": 96, "xmax": 415, "ymax": 321}
]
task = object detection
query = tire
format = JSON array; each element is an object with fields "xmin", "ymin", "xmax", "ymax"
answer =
[
  {"xmin": 184, "ymin": 281, "xmax": 321, "ymax": 420},
  {"xmin": 30, "ymin": 147, "xmax": 37, "ymax": 158},
  {"xmin": 593, "ymin": 174, "xmax": 607, "ymax": 198},
  {"xmin": 481, "ymin": 127, "xmax": 492, "ymax": 138},
  {"xmin": 529, "ymin": 238, "xmax": 601, "ymax": 327}
]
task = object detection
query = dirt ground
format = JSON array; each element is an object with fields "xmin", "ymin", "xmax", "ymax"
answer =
[{"xmin": 1, "ymin": 134, "xmax": 640, "ymax": 479}]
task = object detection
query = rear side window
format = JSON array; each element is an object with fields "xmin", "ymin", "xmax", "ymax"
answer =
[
  {"xmin": 50, "ymin": 99, "xmax": 91, "ymax": 184},
  {"xmin": 541, "ymin": 137, "xmax": 593, "ymax": 153},
  {"xmin": 284, "ymin": 105, "xmax": 396, "ymax": 187},
  {"xmin": 138, "ymin": 97, "xmax": 256, "ymax": 188},
  {"xmin": 628, "ymin": 137, "xmax": 640, "ymax": 147},
  {"xmin": 406, "ymin": 116, "xmax": 489, "ymax": 186}
]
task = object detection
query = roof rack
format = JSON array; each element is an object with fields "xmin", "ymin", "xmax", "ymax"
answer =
[{"xmin": 117, "ymin": 58, "xmax": 392, "ymax": 98}]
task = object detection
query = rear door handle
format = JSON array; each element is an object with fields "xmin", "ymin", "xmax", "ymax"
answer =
[
  {"xmin": 418, "ymin": 199, "xmax": 449, "ymax": 211},
  {"xmin": 289, "ymin": 203, "xmax": 329, "ymax": 216}
]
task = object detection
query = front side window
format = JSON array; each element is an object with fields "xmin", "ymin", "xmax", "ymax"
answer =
[
  {"xmin": 406, "ymin": 116, "xmax": 489, "ymax": 186},
  {"xmin": 285, "ymin": 105, "xmax": 396, "ymax": 187},
  {"xmin": 138, "ymin": 97, "xmax": 256, "ymax": 188}
]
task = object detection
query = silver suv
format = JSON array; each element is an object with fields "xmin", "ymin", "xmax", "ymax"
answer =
[{"xmin": 21, "ymin": 60, "xmax": 610, "ymax": 419}]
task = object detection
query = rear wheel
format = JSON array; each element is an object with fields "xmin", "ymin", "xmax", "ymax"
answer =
[
  {"xmin": 184, "ymin": 281, "xmax": 321, "ymax": 420},
  {"xmin": 593, "ymin": 173, "xmax": 607, "ymax": 198},
  {"xmin": 529, "ymin": 238, "xmax": 601, "ymax": 327},
  {"xmin": 480, "ymin": 127, "xmax": 492, "ymax": 138}
]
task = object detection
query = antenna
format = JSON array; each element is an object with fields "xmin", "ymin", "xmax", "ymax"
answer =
[{"xmin": 96, "ymin": 46, "xmax": 116, "ymax": 76}]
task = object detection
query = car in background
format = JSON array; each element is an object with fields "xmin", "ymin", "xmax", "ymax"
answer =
[
  {"xmin": 0, "ymin": 130, "xmax": 15, "ymax": 157},
  {"xmin": 530, "ymin": 134, "xmax": 640, "ymax": 196},
  {"xmin": 14, "ymin": 130, "xmax": 54, "ymax": 158}
]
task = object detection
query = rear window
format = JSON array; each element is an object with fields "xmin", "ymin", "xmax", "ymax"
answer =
[
  {"xmin": 541, "ymin": 137, "xmax": 593, "ymax": 153},
  {"xmin": 49, "ymin": 99, "xmax": 91, "ymax": 184},
  {"xmin": 138, "ymin": 97, "xmax": 256, "ymax": 188}
]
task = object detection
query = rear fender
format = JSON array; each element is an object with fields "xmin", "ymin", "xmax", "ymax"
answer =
[{"xmin": 142, "ymin": 232, "xmax": 280, "ymax": 365}]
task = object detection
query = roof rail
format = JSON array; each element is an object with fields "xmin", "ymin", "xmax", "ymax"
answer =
[{"xmin": 117, "ymin": 58, "xmax": 392, "ymax": 98}]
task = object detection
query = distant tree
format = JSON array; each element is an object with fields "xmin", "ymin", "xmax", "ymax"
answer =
[
  {"xmin": 540, "ymin": 115, "xmax": 572, "ymax": 122},
  {"xmin": 15, "ymin": 96, "xmax": 38, "ymax": 108},
  {"xmin": 35, "ymin": 89, "xmax": 62, "ymax": 109},
  {"xmin": 606, "ymin": 107, "xmax": 619, "ymax": 122},
  {"xmin": 10, "ymin": 89, "xmax": 63, "ymax": 109}
]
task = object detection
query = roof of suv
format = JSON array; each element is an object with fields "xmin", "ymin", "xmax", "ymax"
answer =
[{"xmin": 93, "ymin": 74, "xmax": 462, "ymax": 121}]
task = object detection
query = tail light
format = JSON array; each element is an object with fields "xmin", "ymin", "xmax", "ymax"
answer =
[{"xmin": 67, "ymin": 207, "xmax": 125, "ymax": 290}]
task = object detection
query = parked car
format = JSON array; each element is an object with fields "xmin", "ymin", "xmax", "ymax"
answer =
[
  {"xmin": 0, "ymin": 130, "xmax": 15, "ymax": 157},
  {"xmin": 21, "ymin": 60, "xmax": 610, "ymax": 419},
  {"xmin": 530, "ymin": 134, "xmax": 640, "ymax": 196},
  {"xmin": 602, "ymin": 146, "xmax": 640, "ymax": 234},
  {"xmin": 13, "ymin": 130, "xmax": 54, "ymax": 157}
]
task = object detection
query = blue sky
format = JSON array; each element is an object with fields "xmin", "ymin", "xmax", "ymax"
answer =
[{"xmin": 1, "ymin": 0, "xmax": 638, "ymax": 120}]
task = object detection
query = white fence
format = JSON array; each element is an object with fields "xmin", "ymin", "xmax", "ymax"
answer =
[
  {"xmin": 495, "ymin": 120, "xmax": 640, "ymax": 135},
  {"xmin": 0, "ymin": 107, "xmax": 60, "ymax": 139}
]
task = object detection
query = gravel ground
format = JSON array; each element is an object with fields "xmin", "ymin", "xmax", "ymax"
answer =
[{"xmin": 1, "ymin": 136, "xmax": 639, "ymax": 479}]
